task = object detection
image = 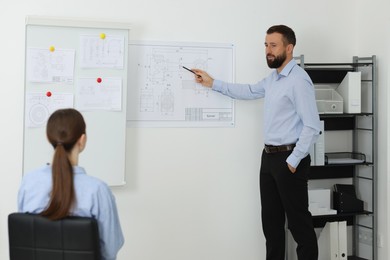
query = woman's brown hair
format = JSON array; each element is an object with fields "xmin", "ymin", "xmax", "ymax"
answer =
[{"xmin": 40, "ymin": 108, "xmax": 86, "ymax": 220}]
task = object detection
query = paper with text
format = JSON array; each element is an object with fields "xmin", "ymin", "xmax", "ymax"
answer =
[
  {"xmin": 80, "ymin": 35, "xmax": 125, "ymax": 68},
  {"xmin": 25, "ymin": 92, "xmax": 74, "ymax": 128},
  {"xmin": 76, "ymin": 77, "xmax": 122, "ymax": 111},
  {"xmin": 26, "ymin": 48, "xmax": 75, "ymax": 83}
]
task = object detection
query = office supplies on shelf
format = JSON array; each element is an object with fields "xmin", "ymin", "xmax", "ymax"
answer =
[
  {"xmin": 308, "ymin": 189, "xmax": 337, "ymax": 216},
  {"xmin": 336, "ymin": 72, "xmax": 361, "ymax": 113},
  {"xmin": 314, "ymin": 121, "xmax": 325, "ymax": 165},
  {"xmin": 318, "ymin": 221, "xmax": 340, "ymax": 260},
  {"xmin": 333, "ymin": 184, "xmax": 364, "ymax": 213},
  {"xmin": 315, "ymin": 88, "xmax": 343, "ymax": 114},
  {"xmin": 338, "ymin": 221, "xmax": 348, "ymax": 260},
  {"xmin": 318, "ymin": 221, "xmax": 348, "ymax": 260},
  {"xmin": 325, "ymin": 152, "xmax": 366, "ymax": 165}
]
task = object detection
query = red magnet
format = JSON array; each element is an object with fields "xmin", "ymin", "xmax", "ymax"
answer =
[
  {"xmin": 97, "ymin": 77, "xmax": 102, "ymax": 83},
  {"xmin": 46, "ymin": 91, "xmax": 52, "ymax": 97}
]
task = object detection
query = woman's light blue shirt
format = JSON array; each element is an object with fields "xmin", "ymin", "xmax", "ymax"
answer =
[
  {"xmin": 18, "ymin": 165, "xmax": 124, "ymax": 260},
  {"xmin": 212, "ymin": 59, "xmax": 321, "ymax": 168}
]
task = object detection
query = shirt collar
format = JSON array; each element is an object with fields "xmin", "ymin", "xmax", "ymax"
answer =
[
  {"xmin": 281, "ymin": 59, "xmax": 297, "ymax": 76},
  {"xmin": 47, "ymin": 164, "xmax": 86, "ymax": 175},
  {"xmin": 73, "ymin": 166, "xmax": 86, "ymax": 175},
  {"xmin": 274, "ymin": 59, "xmax": 297, "ymax": 80}
]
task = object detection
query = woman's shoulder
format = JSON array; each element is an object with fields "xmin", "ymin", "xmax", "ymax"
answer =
[
  {"xmin": 23, "ymin": 165, "xmax": 51, "ymax": 179},
  {"xmin": 74, "ymin": 167, "xmax": 111, "ymax": 192}
]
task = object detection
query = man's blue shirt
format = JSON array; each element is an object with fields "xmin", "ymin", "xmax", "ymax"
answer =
[{"xmin": 212, "ymin": 59, "xmax": 321, "ymax": 167}]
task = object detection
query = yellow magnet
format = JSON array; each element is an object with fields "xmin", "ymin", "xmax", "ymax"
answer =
[
  {"xmin": 100, "ymin": 33, "xmax": 106, "ymax": 39},
  {"xmin": 49, "ymin": 46, "xmax": 55, "ymax": 52}
]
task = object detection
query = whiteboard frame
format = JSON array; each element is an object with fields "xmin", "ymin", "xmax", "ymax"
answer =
[
  {"xmin": 23, "ymin": 16, "xmax": 131, "ymax": 186},
  {"xmin": 26, "ymin": 16, "xmax": 132, "ymax": 30}
]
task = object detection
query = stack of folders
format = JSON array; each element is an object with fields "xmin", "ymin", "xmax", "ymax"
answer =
[{"xmin": 318, "ymin": 221, "xmax": 347, "ymax": 260}]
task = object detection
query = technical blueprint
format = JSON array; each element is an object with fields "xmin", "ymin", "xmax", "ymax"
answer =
[{"xmin": 127, "ymin": 41, "xmax": 235, "ymax": 127}]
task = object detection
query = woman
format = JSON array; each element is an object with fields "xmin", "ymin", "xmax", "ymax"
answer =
[{"xmin": 18, "ymin": 108, "xmax": 124, "ymax": 260}]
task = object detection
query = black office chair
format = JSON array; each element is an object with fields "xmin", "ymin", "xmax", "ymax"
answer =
[{"xmin": 8, "ymin": 212, "xmax": 101, "ymax": 260}]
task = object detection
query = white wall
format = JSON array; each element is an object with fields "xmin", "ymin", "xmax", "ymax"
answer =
[{"xmin": 0, "ymin": 0, "xmax": 388, "ymax": 259}]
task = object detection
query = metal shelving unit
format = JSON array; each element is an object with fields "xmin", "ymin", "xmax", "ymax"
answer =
[{"xmin": 301, "ymin": 56, "xmax": 377, "ymax": 260}]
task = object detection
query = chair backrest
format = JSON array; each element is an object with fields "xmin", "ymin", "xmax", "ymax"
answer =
[{"xmin": 8, "ymin": 212, "xmax": 101, "ymax": 260}]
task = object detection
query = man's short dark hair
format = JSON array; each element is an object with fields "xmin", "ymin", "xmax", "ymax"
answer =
[{"xmin": 267, "ymin": 25, "xmax": 296, "ymax": 47}]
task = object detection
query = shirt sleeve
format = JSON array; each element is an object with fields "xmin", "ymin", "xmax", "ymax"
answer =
[
  {"xmin": 213, "ymin": 79, "xmax": 266, "ymax": 100},
  {"xmin": 93, "ymin": 184, "xmax": 124, "ymax": 260},
  {"xmin": 287, "ymin": 126, "xmax": 320, "ymax": 168},
  {"xmin": 286, "ymin": 78, "xmax": 321, "ymax": 168},
  {"xmin": 17, "ymin": 173, "xmax": 38, "ymax": 213},
  {"xmin": 17, "ymin": 181, "xmax": 25, "ymax": 212}
]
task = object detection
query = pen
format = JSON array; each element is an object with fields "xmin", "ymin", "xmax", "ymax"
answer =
[{"xmin": 182, "ymin": 66, "xmax": 201, "ymax": 77}]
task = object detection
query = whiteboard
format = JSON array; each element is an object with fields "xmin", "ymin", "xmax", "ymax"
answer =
[
  {"xmin": 23, "ymin": 16, "xmax": 130, "ymax": 186},
  {"xmin": 127, "ymin": 41, "xmax": 235, "ymax": 127}
]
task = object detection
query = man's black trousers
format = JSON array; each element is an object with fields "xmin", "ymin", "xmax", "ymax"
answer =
[{"xmin": 260, "ymin": 150, "xmax": 318, "ymax": 260}]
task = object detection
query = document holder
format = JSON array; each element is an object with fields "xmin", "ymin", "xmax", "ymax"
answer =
[{"xmin": 333, "ymin": 184, "xmax": 364, "ymax": 213}]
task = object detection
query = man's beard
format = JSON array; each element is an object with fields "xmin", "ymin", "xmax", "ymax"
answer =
[{"xmin": 266, "ymin": 52, "xmax": 286, "ymax": 69}]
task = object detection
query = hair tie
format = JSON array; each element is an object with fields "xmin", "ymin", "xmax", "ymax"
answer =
[{"xmin": 56, "ymin": 142, "xmax": 63, "ymax": 147}]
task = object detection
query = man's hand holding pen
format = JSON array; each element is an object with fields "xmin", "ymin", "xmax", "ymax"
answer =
[{"xmin": 191, "ymin": 68, "xmax": 214, "ymax": 88}]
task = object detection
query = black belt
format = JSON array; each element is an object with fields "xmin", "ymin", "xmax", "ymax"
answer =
[{"xmin": 264, "ymin": 144, "xmax": 295, "ymax": 154}]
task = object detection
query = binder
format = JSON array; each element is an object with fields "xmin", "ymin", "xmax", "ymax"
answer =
[
  {"xmin": 336, "ymin": 72, "xmax": 361, "ymax": 113},
  {"xmin": 338, "ymin": 221, "xmax": 347, "ymax": 260},
  {"xmin": 314, "ymin": 120, "xmax": 325, "ymax": 165},
  {"xmin": 309, "ymin": 143, "xmax": 315, "ymax": 166},
  {"xmin": 318, "ymin": 222, "xmax": 339, "ymax": 260}
]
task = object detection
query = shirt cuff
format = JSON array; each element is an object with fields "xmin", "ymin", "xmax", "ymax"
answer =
[
  {"xmin": 212, "ymin": 79, "xmax": 224, "ymax": 92},
  {"xmin": 286, "ymin": 153, "xmax": 300, "ymax": 169}
]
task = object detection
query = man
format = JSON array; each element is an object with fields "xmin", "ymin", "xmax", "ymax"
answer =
[{"xmin": 192, "ymin": 25, "xmax": 320, "ymax": 260}]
